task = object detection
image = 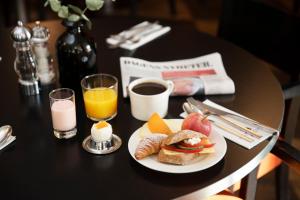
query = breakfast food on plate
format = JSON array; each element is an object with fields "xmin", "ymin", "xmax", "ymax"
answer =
[
  {"xmin": 134, "ymin": 114, "xmax": 215, "ymax": 165},
  {"xmin": 158, "ymin": 130, "xmax": 215, "ymax": 165},
  {"xmin": 139, "ymin": 113, "xmax": 173, "ymax": 138},
  {"xmin": 182, "ymin": 113, "xmax": 212, "ymax": 136},
  {"xmin": 147, "ymin": 113, "xmax": 172, "ymax": 135},
  {"xmin": 135, "ymin": 134, "xmax": 167, "ymax": 160},
  {"xmin": 91, "ymin": 121, "xmax": 113, "ymax": 143}
]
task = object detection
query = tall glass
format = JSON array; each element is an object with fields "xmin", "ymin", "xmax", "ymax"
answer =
[
  {"xmin": 81, "ymin": 74, "xmax": 118, "ymax": 121},
  {"xmin": 49, "ymin": 88, "xmax": 77, "ymax": 139}
]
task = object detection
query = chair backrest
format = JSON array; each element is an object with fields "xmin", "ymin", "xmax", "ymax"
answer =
[
  {"xmin": 218, "ymin": 0, "xmax": 300, "ymax": 80},
  {"xmin": 282, "ymin": 81, "xmax": 300, "ymax": 140},
  {"xmin": 218, "ymin": 0, "xmax": 300, "ymax": 173}
]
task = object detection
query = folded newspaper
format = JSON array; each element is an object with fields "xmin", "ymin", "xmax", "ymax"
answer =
[{"xmin": 120, "ymin": 52, "xmax": 235, "ymax": 97}]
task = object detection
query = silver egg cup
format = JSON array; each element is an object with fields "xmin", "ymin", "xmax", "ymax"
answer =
[{"xmin": 82, "ymin": 134, "xmax": 122, "ymax": 155}]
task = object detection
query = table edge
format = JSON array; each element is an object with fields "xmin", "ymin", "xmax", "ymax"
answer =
[{"xmin": 176, "ymin": 133, "xmax": 279, "ymax": 199}]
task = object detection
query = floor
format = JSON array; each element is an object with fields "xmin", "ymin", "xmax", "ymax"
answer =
[{"xmin": 107, "ymin": 0, "xmax": 300, "ymax": 200}]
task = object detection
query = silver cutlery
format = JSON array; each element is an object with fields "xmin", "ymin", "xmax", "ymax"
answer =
[
  {"xmin": 109, "ymin": 21, "xmax": 159, "ymax": 47},
  {"xmin": 0, "ymin": 125, "xmax": 12, "ymax": 148},
  {"xmin": 110, "ymin": 21, "xmax": 157, "ymax": 39},
  {"xmin": 210, "ymin": 120, "xmax": 254, "ymax": 142},
  {"xmin": 201, "ymin": 108, "xmax": 262, "ymax": 139},
  {"xmin": 186, "ymin": 97, "xmax": 277, "ymax": 135},
  {"xmin": 110, "ymin": 26, "xmax": 165, "ymax": 49},
  {"xmin": 186, "ymin": 97, "xmax": 273, "ymax": 139},
  {"xmin": 183, "ymin": 103, "xmax": 254, "ymax": 142}
]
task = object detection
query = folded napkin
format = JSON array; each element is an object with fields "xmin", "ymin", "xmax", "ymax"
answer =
[
  {"xmin": 0, "ymin": 136, "xmax": 16, "ymax": 151},
  {"xmin": 106, "ymin": 21, "xmax": 171, "ymax": 50},
  {"xmin": 181, "ymin": 100, "xmax": 278, "ymax": 149}
]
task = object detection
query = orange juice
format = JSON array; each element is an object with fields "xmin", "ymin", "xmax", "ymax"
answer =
[{"xmin": 83, "ymin": 87, "xmax": 117, "ymax": 120}]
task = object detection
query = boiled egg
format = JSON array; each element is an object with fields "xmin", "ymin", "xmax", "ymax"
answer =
[{"xmin": 91, "ymin": 121, "xmax": 113, "ymax": 143}]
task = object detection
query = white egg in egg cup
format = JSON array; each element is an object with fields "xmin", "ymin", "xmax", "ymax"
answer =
[{"xmin": 82, "ymin": 121, "xmax": 122, "ymax": 155}]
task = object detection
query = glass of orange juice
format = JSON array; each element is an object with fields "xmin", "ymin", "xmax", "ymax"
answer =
[{"xmin": 81, "ymin": 74, "xmax": 118, "ymax": 121}]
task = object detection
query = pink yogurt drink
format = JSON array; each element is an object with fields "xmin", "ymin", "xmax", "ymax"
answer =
[{"xmin": 51, "ymin": 100, "xmax": 76, "ymax": 131}]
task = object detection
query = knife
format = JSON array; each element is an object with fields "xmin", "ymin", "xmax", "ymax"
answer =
[
  {"xmin": 183, "ymin": 103, "xmax": 254, "ymax": 142},
  {"xmin": 186, "ymin": 101, "xmax": 262, "ymax": 139},
  {"xmin": 109, "ymin": 21, "xmax": 159, "ymax": 47},
  {"xmin": 187, "ymin": 97, "xmax": 277, "ymax": 136},
  {"xmin": 211, "ymin": 120, "xmax": 255, "ymax": 142},
  {"xmin": 0, "ymin": 125, "xmax": 12, "ymax": 148}
]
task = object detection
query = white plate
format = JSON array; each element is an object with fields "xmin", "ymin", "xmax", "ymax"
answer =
[{"xmin": 128, "ymin": 119, "xmax": 227, "ymax": 173}]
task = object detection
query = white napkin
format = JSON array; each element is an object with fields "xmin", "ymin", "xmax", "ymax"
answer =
[
  {"xmin": 106, "ymin": 21, "xmax": 171, "ymax": 50},
  {"xmin": 0, "ymin": 136, "xmax": 16, "ymax": 151},
  {"xmin": 181, "ymin": 100, "xmax": 278, "ymax": 149}
]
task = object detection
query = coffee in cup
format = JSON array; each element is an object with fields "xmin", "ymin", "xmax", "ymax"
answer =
[{"xmin": 128, "ymin": 78, "xmax": 174, "ymax": 121}]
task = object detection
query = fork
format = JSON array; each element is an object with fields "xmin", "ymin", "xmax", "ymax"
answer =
[
  {"xmin": 110, "ymin": 26, "xmax": 165, "ymax": 49},
  {"xmin": 186, "ymin": 101, "xmax": 262, "ymax": 139},
  {"xmin": 0, "ymin": 125, "xmax": 12, "ymax": 148},
  {"xmin": 109, "ymin": 21, "xmax": 159, "ymax": 46},
  {"xmin": 187, "ymin": 97, "xmax": 276, "ymax": 135},
  {"xmin": 182, "ymin": 103, "xmax": 254, "ymax": 142}
]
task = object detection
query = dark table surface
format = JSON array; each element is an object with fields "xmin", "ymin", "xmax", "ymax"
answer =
[{"xmin": 0, "ymin": 16, "xmax": 284, "ymax": 199}]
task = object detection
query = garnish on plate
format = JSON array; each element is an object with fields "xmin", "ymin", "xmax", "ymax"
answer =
[
  {"xmin": 147, "ymin": 113, "xmax": 172, "ymax": 135},
  {"xmin": 139, "ymin": 113, "xmax": 173, "ymax": 138},
  {"xmin": 182, "ymin": 113, "xmax": 212, "ymax": 136}
]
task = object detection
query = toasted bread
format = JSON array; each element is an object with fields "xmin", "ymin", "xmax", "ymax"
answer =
[
  {"xmin": 158, "ymin": 130, "xmax": 214, "ymax": 165},
  {"xmin": 158, "ymin": 147, "xmax": 214, "ymax": 165},
  {"xmin": 163, "ymin": 129, "xmax": 207, "ymax": 145}
]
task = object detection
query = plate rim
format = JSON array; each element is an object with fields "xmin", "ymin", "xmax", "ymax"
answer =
[{"xmin": 128, "ymin": 119, "xmax": 227, "ymax": 174}]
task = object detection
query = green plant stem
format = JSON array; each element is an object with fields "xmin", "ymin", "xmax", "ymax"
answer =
[{"xmin": 82, "ymin": 7, "xmax": 88, "ymax": 14}]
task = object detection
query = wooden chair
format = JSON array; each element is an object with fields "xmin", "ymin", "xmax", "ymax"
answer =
[
  {"xmin": 217, "ymin": 1, "xmax": 300, "ymax": 199},
  {"xmin": 255, "ymin": 81, "xmax": 300, "ymax": 200},
  {"xmin": 205, "ymin": 82, "xmax": 300, "ymax": 200}
]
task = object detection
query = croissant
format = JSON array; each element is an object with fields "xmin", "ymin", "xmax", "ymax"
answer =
[{"xmin": 135, "ymin": 134, "xmax": 167, "ymax": 160}]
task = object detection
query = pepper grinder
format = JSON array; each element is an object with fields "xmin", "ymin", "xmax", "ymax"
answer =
[
  {"xmin": 11, "ymin": 21, "xmax": 40, "ymax": 95},
  {"xmin": 31, "ymin": 21, "xmax": 55, "ymax": 85}
]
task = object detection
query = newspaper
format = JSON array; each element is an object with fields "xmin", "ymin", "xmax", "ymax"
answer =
[{"xmin": 120, "ymin": 52, "xmax": 235, "ymax": 97}]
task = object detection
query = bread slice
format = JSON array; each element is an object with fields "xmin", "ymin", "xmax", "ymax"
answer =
[
  {"xmin": 158, "ymin": 130, "xmax": 214, "ymax": 165},
  {"xmin": 163, "ymin": 129, "xmax": 207, "ymax": 145},
  {"xmin": 158, "ymin": 147, "xmax": 214, "ymax": 165}
]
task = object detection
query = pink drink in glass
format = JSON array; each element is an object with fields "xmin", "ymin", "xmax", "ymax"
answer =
[
  {"xmin": 51, "ymin": 100, "xmax": 76, "ymax": 131},
  {"xmin": 49, "ymin": 88, "xmax": 77, "ymax": 139}
]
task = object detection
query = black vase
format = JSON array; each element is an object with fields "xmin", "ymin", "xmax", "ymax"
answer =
[{"xmin": 56, "ymin": 20, "xmax": 97, "ymax": 89}]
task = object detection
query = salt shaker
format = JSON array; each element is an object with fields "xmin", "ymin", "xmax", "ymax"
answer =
[
  {"xmin": 11, "ymin": 21, "xmax": 40, "ymax": 95},
  {"xmin": 31, "ymin": 21, "xmax": 55, "ymax": 85}
]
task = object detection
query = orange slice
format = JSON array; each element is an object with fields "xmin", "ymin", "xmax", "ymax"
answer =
[{"xmin": 147, "ymin": 113, "xmax": 172, "ymax": 135}]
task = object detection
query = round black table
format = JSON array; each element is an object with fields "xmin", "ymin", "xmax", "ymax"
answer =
[{"xmin": 0, "ymin": 17, "xmax": 284, "ymax": 200}]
